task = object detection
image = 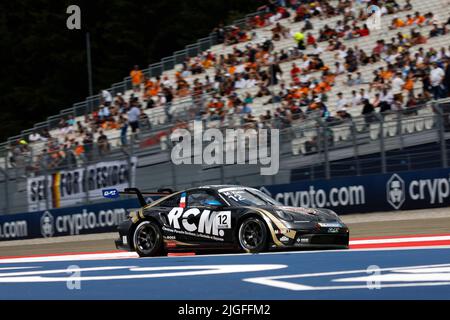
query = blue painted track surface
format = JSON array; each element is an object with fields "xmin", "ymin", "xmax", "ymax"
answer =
[{"xmin": 0, "ymin": 247, "xmax": 449, "ymax": 300}]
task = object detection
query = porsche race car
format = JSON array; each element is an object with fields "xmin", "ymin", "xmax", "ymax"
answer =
[{"xmin": 104, "ymin": 185, "xmax": 349, "ymax": 257}]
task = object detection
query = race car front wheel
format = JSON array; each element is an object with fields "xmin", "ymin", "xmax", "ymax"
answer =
[
  {"xmin": 133, "ymin": 221, "xmax": 164, "ymax": 257},
  {"xmin": 238, "ymin": 217, "xmax": 268, "ymax": 253}
]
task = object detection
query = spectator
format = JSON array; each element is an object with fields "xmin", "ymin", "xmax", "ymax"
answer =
[
  {"xmin": 336, "ymin": 92, "xmax": 348, "ymax": 112},
  {"xmin": 127, "ymin": 103, "xmax": 141, "ymax": 140},
  {"xmin": 118, "ymin": 115, "xmax": 128, "ymax": 146},
  {"xmin": 130, "ymin": 65, "xmax": 143, "ymax": 93},
  {"xmin": 362, "ymin": 98, "xmax": 375, "ymax": 125},
  {"xmin": 97, "ymin": 131, "xmax": 110, "ymax": 156},
  {"xmin": 29, "ymin": 131, "xmax": 43, "ymax": 143},
  {"xmin": 82, "ymin": 133, "xmax": 94, "ymax": 162},
  {"xmin": 430, "ymin": 62, "xmax": 446, "ymax": 99},
  {"xmin": 391, "ymin": 71, "xmax": 406, "ymax": 106},
  {"xmin": 101, "ymin": 90, "xmax": 113, "ymax": 106},
  {"xmin": 293, "ymin": 31, "xmax": 305, "ymax": 50}
]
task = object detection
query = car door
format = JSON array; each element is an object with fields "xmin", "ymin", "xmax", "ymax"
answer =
[{"xmin": 184, "ymin": 189, "xmax": 233, "ymax": 245}]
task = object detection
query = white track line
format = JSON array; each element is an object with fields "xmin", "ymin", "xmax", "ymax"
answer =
[{"xmin": 1, "ymin": 235, "xmax": 449, "ymax": 264}]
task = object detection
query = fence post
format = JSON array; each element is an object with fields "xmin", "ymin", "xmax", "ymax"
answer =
[
  {"xmin": 320, "ymin": 121, "xmax": 331, "ymax": 180},
  {"xmin": 43, "ymin": 166, "xmax": 50, "ymax": 211},
  {"xmin": 83, "ymin": 155, "xmax": 90, "ymax": 205},
  {"xmin": 436, "ymin": 102, "xmax": 448, "ymax": 168},
  {"xmin": 0, "ymin": 168, "xmax": 10, "ymax": 215},
  {"xmin": 378, "ymin": 113, "xmax": 387, "ymax": 174},
  {"xmin": 351, "ymin": 121, "xmax": 361, "ymax": 176}
]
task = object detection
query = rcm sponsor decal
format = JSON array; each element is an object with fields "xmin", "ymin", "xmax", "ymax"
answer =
[{"xmin": 165, "ymin": 208, "xmax": 231, "ymax": 240}]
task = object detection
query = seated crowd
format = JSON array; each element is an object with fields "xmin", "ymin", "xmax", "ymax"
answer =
[{"xmin": 8, "ymin": 0, "xmax": 450, "ymax": 172}]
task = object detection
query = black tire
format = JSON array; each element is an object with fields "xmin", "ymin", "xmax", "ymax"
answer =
[
  {"xmin": 132, "ymin": 221, "xmax": 164, "ymax": 257},
  {"xmin": 238, "ymin": 217, "xmax": 268, "ymax": 253}
]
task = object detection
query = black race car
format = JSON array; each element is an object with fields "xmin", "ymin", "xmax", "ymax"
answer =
[{"xmin": 105, "ymin": 185, "xmax": 349, "ymax": 257}]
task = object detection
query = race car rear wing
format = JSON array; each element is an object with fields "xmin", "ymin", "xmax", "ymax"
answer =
[{"xmin": 102, "ymin": 188, "xmax": 175, "ymax": 206}]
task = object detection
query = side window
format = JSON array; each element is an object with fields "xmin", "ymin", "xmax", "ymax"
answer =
[
  {"xmin": 158, "ymin": 194, "xmax": 181, "ymax": 208},
  {"xmin": 187, "ymin": 191, "xmax": 221, "ymax": 207}
]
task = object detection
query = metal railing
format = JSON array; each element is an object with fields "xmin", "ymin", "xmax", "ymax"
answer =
[{"xmin": 2, "ymin": 100, "xmax": 450, "ymax": 215}]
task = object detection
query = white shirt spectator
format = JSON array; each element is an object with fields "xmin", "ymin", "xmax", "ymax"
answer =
[
  {"xmin": 335, "ymin": 63, "xmax": 346, "ymax": 75},
  {"xmin": 301, "ymin": 59, "xmax": 310, "ymax": 70},
  {"xmin": 162, "ymin": 77, "xmax": 173, "ymax": 88},
  {"xmin": 29, "ymin": 133, "xmax": 42, "ymax": 143},
  {"xmin": 430, "ymin": 67, "xmax": 445, "ymax": 87},
  {"xmin": 99, "ymin": 105, "xmax": 110, "ymax": 118},
  {"xmin": 359, "ymin": 91, "xmax": 370, "ymax": 101},
  {"xmin": 337, "ymin": 49, "xmax": 347, "ymax": 60},
  {"xmin": 381, "ymin": 91, "xmax": 394, "ymax": 104},
  {"xmin": 336, "ymin": 97, "xmax": 348, "ymax": 111},
  {"xmin": 127, "ymin": 106, "xmax": 141, "ymax": 123},
  {"xmin": 300, "ymin": 74, "xmax": 310, "ymax": 84},
  {"xmin": 245, "ymin": 78, "xmax": 257, "ymax": 88},
  {"xmin": 351, "ymin": 94, "xmax": 361, "ymax": 108},
  {"xmin": 102, "ymin": 90, "xmax": 112, "ymax": 104},
  {"xmin": 391, "ymin": 76, "xmax": 405, "ymax": 95},
  {"xmin": 313, "ymin": 45, "xmax": 324, "ymax": 55},
  {"xmin": 234, "ymin": 78, "xmax": 247, "ymax": 89}
]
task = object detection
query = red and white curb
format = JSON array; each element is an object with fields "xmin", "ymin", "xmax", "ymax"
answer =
[
  {"xmin": 0, "ymin": 234, "xmax": 449, "ymax": 263},
  {"xmin": 349, "ymin": 234, "xmax": 450, "ymax": 249}
]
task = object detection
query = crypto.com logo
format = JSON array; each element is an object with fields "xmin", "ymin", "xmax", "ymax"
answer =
[
  {"xmin": 170, "ymin": 122, "xmax": 280, "ymax": 176},
  {"xmin": 366, "ymin": 5, "xmax": 382, "ymax": 31},
  {"xmin": 387, "ymin": 174, "xmax": 405, "ymax": 210}
]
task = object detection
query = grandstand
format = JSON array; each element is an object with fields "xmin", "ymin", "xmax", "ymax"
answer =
[{"xmin": 2, "ymin": 0, "xmax": 450, "ymax": 214}]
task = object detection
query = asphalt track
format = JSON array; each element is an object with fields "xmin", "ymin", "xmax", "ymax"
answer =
[
  {"xmin": 0, "ymin": 209, "xmax": 449, "ymax": 300},
  {"xmin": 1, "ymin": 209, "xmax": 449, "ymax": 257},
  {"xmin": 0, "ymin": 245, "xmax": 449, "ymax": 299}
]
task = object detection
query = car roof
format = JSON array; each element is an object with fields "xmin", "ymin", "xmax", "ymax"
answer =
[{"xmin": 187, "ymin": 185, "xmax": 250, "ymax": 192}]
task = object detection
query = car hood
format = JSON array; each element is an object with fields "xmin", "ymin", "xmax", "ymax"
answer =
[{"xmin": 257, "ymin": 205, "xmax": 341, "ymax": 222}]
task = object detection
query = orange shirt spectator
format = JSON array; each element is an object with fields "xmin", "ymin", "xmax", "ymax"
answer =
[
  {"xmin": 381, "ymin": 70, "xmax": 393, "ymax": 80},
  {"xmin": 394, "ymin": 18, "xmax": 405, "ymax": 28},
  {"xmin": 407, "ymin": 16, "xmax": 415, "ymax": 25},
  {"xmin": 404, "ymin": 77, "xmax": 415, "ymax": 91},
  {"xmin": 74, "ymin": 144, "xmax": 85, "ymax": 156},
  {"xmin": 130, "ymin": 65, "xmax": 143, "ymax": 92},
  {"xmin": 415, "ymin": 15, "xmax": 426, "ymax": 25}
]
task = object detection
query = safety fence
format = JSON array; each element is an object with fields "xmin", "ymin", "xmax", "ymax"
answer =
[{"xmin": 2, "ymin": 100, "xmax": 450, "ymax": 215}]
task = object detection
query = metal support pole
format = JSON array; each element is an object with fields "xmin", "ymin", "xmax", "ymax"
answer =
[
  {"xmin": 0, "ymin": 168, "xmax": 10, "ymax": 215},
  {"xmin": 436, "ymin": 102, "xmax": 448, "ymax": 168},
  {"xmin": 84, "ymin": 156, "xmax": 89, "ymax": 205},
  {"xmin": 321, "ymin": 123, "xmax": 331, "ymax": 180},
  {"xmin": 43, "ymin": 167, "xmax": 50, "ymax": 211},
  {"xmin": 351, "ymin": 122, "xmax": 361, "ymax": 176},
  {"xmin": 378, "ymin": 114, "xmax": 387, "ymax": 174}
]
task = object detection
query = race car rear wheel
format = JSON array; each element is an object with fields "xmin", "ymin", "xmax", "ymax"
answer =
[
  {"xmin": 238, "ymin": 217, "xmax": 268, "ymax": 253},
  {"xmin": 133, "ymin": 221, "xmax": 163, "ymax": 257}
]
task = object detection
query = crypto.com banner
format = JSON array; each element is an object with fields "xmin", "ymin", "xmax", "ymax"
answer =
[
  {"xmin": 0, "ymin": 199, "xmax": 140, "ymax": 241},
  {"xmin": 261, "ymin": 168, "xmax": 450, "ymax": 214},
  {"xmin": 27, "ymin": 158, "xmax": 137, "ymax": 212}
]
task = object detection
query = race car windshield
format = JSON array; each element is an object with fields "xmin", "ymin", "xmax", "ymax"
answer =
[{"xmin": 220, "ymin": 188, "xmax": 281, "ymax": 206}]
